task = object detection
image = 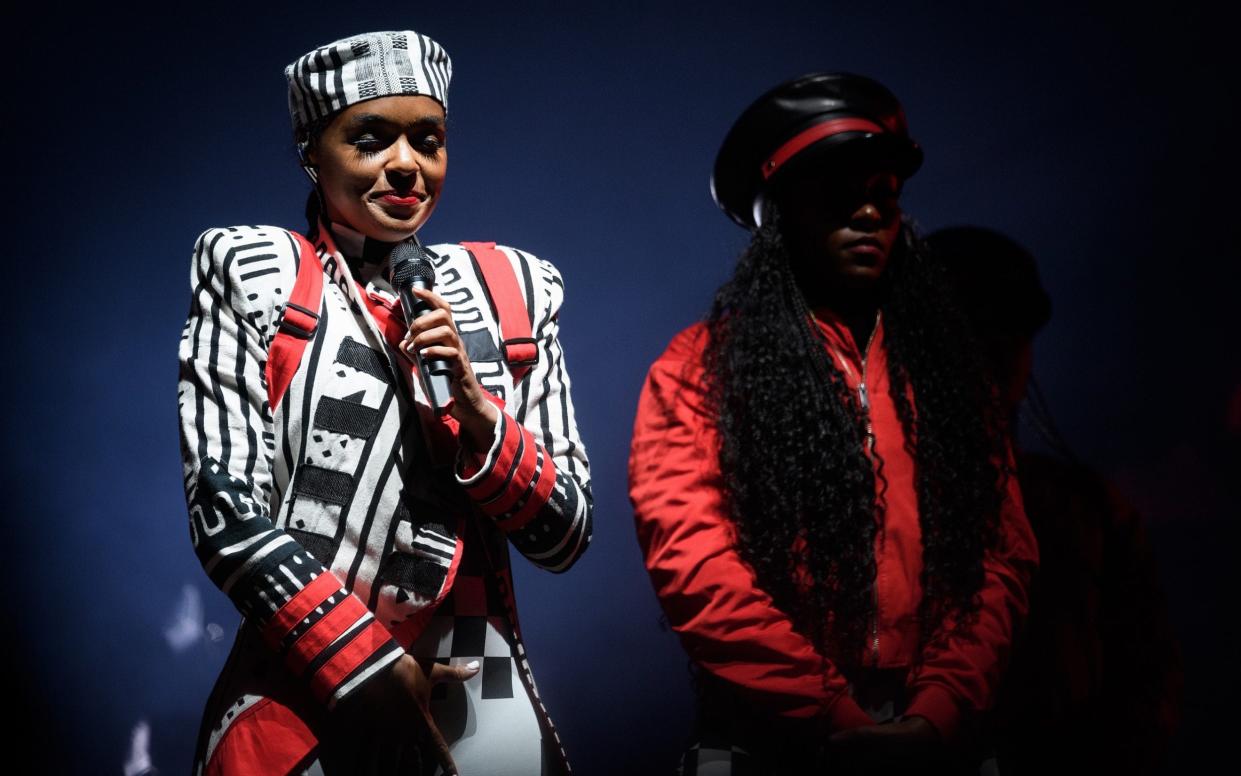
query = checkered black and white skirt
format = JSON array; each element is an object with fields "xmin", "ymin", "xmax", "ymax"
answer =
[{"xmin": 302, "ymin": 517, "xmax": 563, "ymax": 775}]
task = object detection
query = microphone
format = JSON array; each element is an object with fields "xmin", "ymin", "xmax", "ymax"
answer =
[{"xmin": 390, "ymin": 240, "xmax": 455, "ymax": 415}]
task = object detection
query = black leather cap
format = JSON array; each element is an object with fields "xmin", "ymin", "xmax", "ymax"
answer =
[{"xmin": 711, "ymin": 72, "xmax": 923, "ymax": 229}]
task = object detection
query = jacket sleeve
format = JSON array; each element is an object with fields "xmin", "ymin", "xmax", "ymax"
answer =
[
  {"xmin": 627, "ymin": 327, "xmax": 874, "ymax": 729},
  {"xmin": 179, "ymin": 226, "xmax": 404, "ymax": 709},
  {"xmin": 903, "ymin": 459, "xmax": 1039, "ymax": 740},
  {"xmin": 454, "ymin": 248, "xmax": 593, "ymax": 573}
]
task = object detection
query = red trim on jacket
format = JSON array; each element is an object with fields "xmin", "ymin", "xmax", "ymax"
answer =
[
  {"xmin": 205, "ymin": 698, "xmax": 317, "ymax": 776},
  {"xmin": 261, "ymin": 571, "xmax": 400, "ymax": 705},
  {"xmin": 628, "ymin": 321, "xmax": 1037, "ymax": 737},
  {"xmin": 309, "ymin": 619, "xmax": 397, "ymax": 703},
  {"xmin": 286, "ymin": 595, "xmax": 368, "ymax": 675},
  {"xmin": 504, "ymin": 451, "xmax": 559, "ymax": 531},
  {"xmin": 479, "ymin": 415, "xmax": 539, "ymax": 512},
  {"xmin": 461, "ymin": 241, "xmax": 539, "ymax": 380},
  {"xmin": 263, "ymin": 572, "xmax": 341, "ymax": 649},
  {"xmin": 459, "ymin": 413, "xmax": 559, "ymax": 533}
]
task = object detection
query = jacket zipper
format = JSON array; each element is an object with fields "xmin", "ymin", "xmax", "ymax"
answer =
[
  {"xmin": 820, "ymin": 311, "xmax": 884, "ymax": 666},
  {"xmin": 859, "ymin": 313, "xmax": 881, "ymax": 667}
]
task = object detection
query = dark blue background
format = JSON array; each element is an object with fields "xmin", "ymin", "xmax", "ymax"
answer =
[{"xmin": 7, "ymin": 2, "xmax": 1237, "ymax": 772}]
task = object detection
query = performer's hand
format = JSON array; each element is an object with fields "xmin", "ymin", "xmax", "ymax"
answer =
[
  {"xmin": 827, "ymin": 716, "xmax": 943, "ymax": 774},
  {"xmin": 330, "ymin": 653, "xmax": 478, "ymax": 774},
  {"xmin": 399, "ymin": 286, "xmax": 500, "ymax": 449},
  {"xmin": 391, "ymin": 654, "xmax": 480, "ymax": 775}
]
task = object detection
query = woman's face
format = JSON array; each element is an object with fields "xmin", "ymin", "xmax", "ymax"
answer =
[
  {"xmin": 309, "ymin": 94, "xmax": 447, "ymax": 242},
  {"xmin": 775, "ymin": 158, "xmax": 903, "ymax": 295}
]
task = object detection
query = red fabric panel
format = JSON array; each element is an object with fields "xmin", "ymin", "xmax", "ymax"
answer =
[
  {"xmin": 264, "ymin": 233, "xmax": 323, "ymax": 410},
  {"xmin": 204, "ymin": 698, "xmax": 317, "ymax": 776},
  {"xmin": 262, "ymin": 572, "xmax": 341, "ymax": 649},
  {"xmin": 357, "ymin": 284, "xmax": 409, "ymax": 351},
  {"xmin": 460, "ymin": 242, "xmax": 536, "ymax": 381},
  {"xmin": 309, "ymin": 619, "xmax": 396, "ymax": 703},
  {"xmin": 462, "ymin": 413, "xmax": 521, "ymax": 500},
  {"xmin": 286, "ymin": 594, "xmax": 368, "ymax": 675},
  {"xmin": 499, "ymin": 452, "xmax": 558, "ymax": 533},
  {"xmin": 478, "ymin": 424, "xmax": 540, "ymax": 517}
]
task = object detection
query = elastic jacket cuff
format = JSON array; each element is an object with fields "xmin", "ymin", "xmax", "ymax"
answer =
[
  {"xmin": 904, "ymin": 684, "xmax": 961, "ymax": 742},
  {"xmin": 824, "ymin": 692, "xmax": 875, "ymax": 731}
]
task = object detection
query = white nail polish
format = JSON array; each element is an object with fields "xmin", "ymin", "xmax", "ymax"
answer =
[{"xmin": 466, "ymin": 660, "xmax": 480, "ymax": 671}]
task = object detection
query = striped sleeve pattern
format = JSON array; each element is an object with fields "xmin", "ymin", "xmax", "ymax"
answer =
[
  {"xmin": 454, "ymin": 249, "xmax": 593, "ymax": 573},
  {"xmin": 178, "ymin": 226, "xmax": 402, "ymax": 707}
]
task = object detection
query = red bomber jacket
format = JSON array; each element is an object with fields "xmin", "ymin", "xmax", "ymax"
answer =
[{"xmin": 628, "ymin": 315, "xmax": 1038, "ymax": 740}]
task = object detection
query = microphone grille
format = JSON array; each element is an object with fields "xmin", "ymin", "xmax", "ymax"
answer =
[{"xmin": 390, "ymin": 240, "xmax": 436, "ymax": 288}]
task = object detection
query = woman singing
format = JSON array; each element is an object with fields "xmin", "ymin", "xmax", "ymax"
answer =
[
  {"xmin": 179, "ymin": 30, "xmax": 592, "ymax": 775},
  {"xmin": 629, "ymin": 73, "xmax": 1037, "ymax": 774}
]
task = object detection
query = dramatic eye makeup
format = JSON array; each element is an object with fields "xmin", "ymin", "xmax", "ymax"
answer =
[{"xmin": 344, "ymin": 113, "xmax": 445, "ymax": 158}]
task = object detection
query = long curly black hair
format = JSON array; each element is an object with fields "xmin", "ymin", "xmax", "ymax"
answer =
[{"xmin": 701, "ymin": 204, "xmax": 1008, "ymax": 663}]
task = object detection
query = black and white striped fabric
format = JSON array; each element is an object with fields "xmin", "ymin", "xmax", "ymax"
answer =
[
  {"xmin": 179, "ymin": 220, "xmax": 592, "ymax": 772},
  {"xmin": 285, "ymin": 30, "xmax": 453, "ymax": 134}
]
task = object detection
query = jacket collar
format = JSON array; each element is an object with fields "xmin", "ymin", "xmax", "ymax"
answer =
[
  {"xmin": 324, "ymin": 221, "xmax": 393, "ymax": 283},
  {"xmin": 810, "ymin": 307, "xmax": 885, "ymax": 389},
  {"xmin": 304, "ymin": 219, "xmax": 397, "ymax": 344},
  {"xmin": 312, "ymin": 219, "xmax": 402, "ymax": 300}
]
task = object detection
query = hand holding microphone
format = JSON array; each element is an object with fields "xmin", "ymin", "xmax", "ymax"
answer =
[
  {"xmin": 391, "ymin": 240, "xmax": 454, "ymax": 413},
  {"xmin": 390, "ymin": 240, "xmax": 499, "ymax": 449}
]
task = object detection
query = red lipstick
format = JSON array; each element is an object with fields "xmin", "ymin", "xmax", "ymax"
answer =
[{"xmin": 381, "ymin": 192, "xmax": 424, "ymax": 207}]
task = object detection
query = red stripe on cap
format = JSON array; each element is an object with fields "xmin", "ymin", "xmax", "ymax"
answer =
[{"xmin": 762, "ymin": 118, "xmax": 886, "ymax": 180}]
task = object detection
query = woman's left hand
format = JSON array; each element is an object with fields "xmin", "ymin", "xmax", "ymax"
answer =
[
  {"xmin": 399, "ymin": 286, "xmax": 500, "ymax": 451},
  {"xmin": 827, "ymin": 716, "xmax": 944, "ymax": 774}
]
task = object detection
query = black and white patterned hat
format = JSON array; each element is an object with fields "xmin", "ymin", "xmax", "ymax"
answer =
[{"xmin": 285, "ymin": 30, "xmax": 453, "ymax": 136}]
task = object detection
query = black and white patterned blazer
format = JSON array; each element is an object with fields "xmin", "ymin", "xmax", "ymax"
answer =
[{"xmin": 178, "ymin": 220, "xmax": 592, "ymax": 769}]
